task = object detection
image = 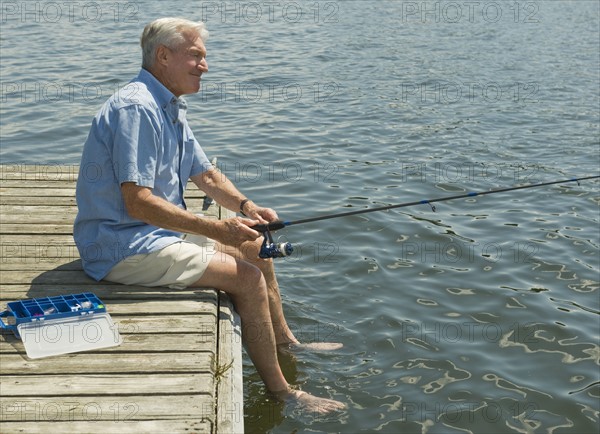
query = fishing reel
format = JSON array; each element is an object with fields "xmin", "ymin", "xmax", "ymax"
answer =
[{"xmin": 258, "ymin": 228, "xmax": 293, "ymax": 259}]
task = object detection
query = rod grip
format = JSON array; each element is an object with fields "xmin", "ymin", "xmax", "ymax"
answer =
[{"xmin": 251, "ymin": 220, "xmax": 287, "ymax": 233}]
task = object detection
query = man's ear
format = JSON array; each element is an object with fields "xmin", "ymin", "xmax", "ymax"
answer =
[{"xmin": 155, "ymin": 45, "xmax": 170, "ymax": 67}]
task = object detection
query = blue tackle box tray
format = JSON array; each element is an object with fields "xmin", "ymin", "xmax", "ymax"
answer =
[
  {"xmin": 0, "ymin": 292, "xmax": 106, "ymax": 336},
  {"xmin": 0, "ymin": 292, "xmax": 122, "ymax": 359}
]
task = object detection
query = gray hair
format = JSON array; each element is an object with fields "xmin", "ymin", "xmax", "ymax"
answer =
[{"xmin": 141, "ymin": 18, "xmax": 209, "ymax": 69}]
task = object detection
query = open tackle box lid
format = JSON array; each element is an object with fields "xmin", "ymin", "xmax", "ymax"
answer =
[{"xmin": 0, "ymin": 292, "xmax": 122, "ymax": 359}]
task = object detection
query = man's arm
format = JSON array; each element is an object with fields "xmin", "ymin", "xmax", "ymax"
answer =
[
  {"xmin": 120, "ymin": 182, "xmax": 260, "ymax": 246},
  {"xmin": 191, "ymin": 167, "xmax": 278, "ymax": 223}
]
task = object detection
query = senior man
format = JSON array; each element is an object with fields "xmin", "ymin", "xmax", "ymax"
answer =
[{"xmin": 74, "ymin": 17, "xmax": 344, "ymax": 413}]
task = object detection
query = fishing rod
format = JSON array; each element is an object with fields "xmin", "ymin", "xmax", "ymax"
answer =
[{"xmin": 252, "ymin": 175, "xmax": 600, "ymax": 258}]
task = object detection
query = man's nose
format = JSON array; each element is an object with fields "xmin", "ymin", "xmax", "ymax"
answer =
[{"xmin": 198, "ymin": 58, "xmax": 208, "ymax": 73}]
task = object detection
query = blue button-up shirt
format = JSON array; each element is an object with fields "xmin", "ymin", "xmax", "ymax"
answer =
[{"xmin": 74, "ymin": 69, "xmax": 213, "ymax": 281}]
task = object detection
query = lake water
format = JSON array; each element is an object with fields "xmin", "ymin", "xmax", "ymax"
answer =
[{"xmin": 1, "ymin": 1, "xmax": 599, "ymax": 433}]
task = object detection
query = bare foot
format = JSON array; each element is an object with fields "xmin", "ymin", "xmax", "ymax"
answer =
[
  {"xmin": 278, "ymin": 342, "xmax": 343, "ymax": 353},
  {"xmin": 275, "ymin": 388, "xmax": 346, "ymax": 416}
]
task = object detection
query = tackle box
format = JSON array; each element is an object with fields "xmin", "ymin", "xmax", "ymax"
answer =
[{"xmin": 0, "ymin": 292, "xmax": 122, "ymax": 359}]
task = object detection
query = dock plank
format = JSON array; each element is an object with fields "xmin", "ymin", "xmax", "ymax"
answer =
[
  {"xmin": 1, "ymin": 373, "xmax": 215, "ymax": 396},
  {"xmin": 0, "ymin": 394, "xmax": 214, "ymax": 421},
  {"xmin": 0, "ymin": 353, "xmax": 214, "ymax": 375},
  {"xmin": 0, "ymin": 285, "xmax": 208, "ymax": 300},
  {"xmin": 0, "ymin": 420, "xmax": 212, "ymax": 434},
  {"xmin": 0, "ymin": 164, "xmax": 243, "ymax": 433},
  {"xmin": 1, "ymin": 333, "xmax": 215, "ymax": 354}
]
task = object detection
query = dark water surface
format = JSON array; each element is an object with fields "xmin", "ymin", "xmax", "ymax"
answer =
[{"xmin": 1, "ymin": 1, "xmax": 599, "ymax": 433}]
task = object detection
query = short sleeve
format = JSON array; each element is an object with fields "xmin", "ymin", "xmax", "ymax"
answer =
[{"xmin": 111, "ymin": 105, "xmax": 161, "ymax": 188}]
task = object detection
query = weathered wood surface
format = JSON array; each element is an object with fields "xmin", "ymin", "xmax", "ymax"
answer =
[{"xmin": 0, "ymin": 165, "xmax": 243, "ymax": 433}]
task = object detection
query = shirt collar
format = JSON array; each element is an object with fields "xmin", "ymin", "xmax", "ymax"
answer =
[{"xmin": 136, "ymin": 68, "xmax": 187, "ymax": 122}]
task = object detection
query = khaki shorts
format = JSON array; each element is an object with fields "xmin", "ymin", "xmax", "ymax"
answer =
[{"xmin": 104, "ymin": 234, "xmax": 217, "ymax": 290}]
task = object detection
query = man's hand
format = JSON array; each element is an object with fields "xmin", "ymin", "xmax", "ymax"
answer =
[
  {"xmin": 211, "ymin": 217, "xmax": 262, "ymax": 247},
  {"xmin": 242, "ymin": 201, "xmax": 279, "ymax": 224}
]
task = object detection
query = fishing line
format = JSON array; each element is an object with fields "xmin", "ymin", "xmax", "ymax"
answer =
[{"xmin": 252, "ymin": 175, "xmax": 600, "ymax": 258}]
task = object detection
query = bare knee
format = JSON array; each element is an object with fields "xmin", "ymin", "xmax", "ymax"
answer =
[
  {"xmin": 237, "ymin": 261, "xmax": 265, "ymax": 292},
  {"xmin": 214, "ymin": 239, "xmax": 275, "ymax": 276},
  {"xmin": 238, "ymin": 238, "xmax": 263, "ymax": 262},
  {"xmin": 220, "ymin": 259, "xmax": 269, "ymax": 305},
  {"xmin": 191, "ymin": 252, "xmax": 266, "ymax": 297}
]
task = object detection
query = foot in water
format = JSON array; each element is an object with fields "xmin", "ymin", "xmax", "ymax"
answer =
[
  {"xmin": 275, "ymin": 388, "xmax": 346, "ymax": 415},
  {"xmin": 278, "ymin": 342, "xmax": 344, "ymax": 353}
]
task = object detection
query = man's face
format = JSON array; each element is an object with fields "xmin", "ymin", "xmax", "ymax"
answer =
[{"xmin": 163, "ymin": 30, "xmax": 208, "ymax": 97}]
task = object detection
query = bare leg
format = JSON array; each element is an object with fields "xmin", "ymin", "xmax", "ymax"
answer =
[
  {"xmin": 223, "ymin": 239, "xmax": 343, "ymax": 351},
  {"xmin": 191, "ymin": 250, "xmax": 345, "ymax": 413},
  {"xmin": 220, "ymin": 239, "xmax": 298, "ymax": 345},
  {"xmin": 191, "ymin": 251, "xmax": 287, "ymax": 391}
]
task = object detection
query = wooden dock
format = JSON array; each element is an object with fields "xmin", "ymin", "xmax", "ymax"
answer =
[{"xmin": 0, "ymin": 164, "xmax": 244, "ymax": 433}]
